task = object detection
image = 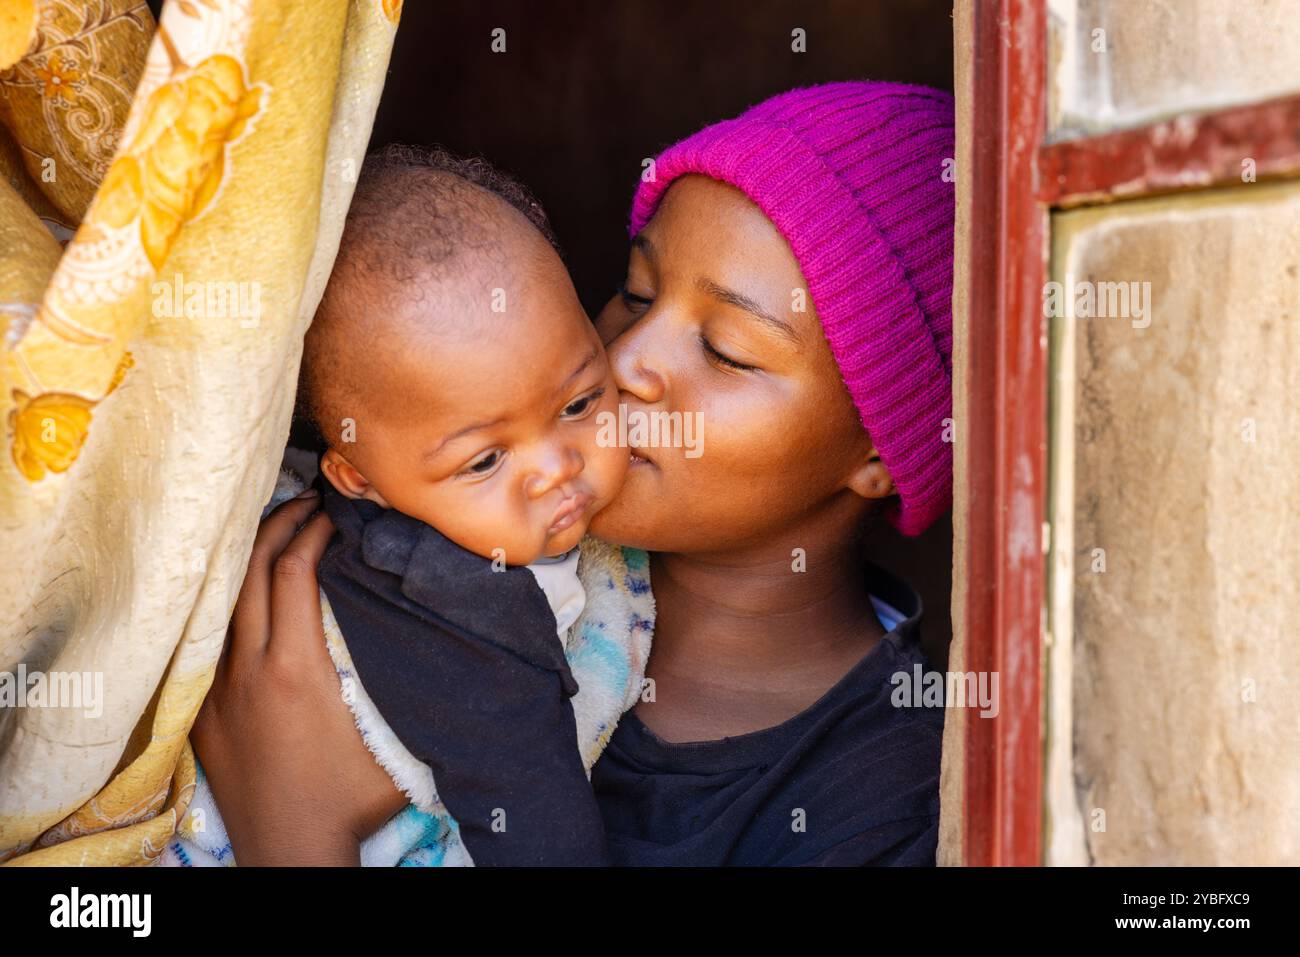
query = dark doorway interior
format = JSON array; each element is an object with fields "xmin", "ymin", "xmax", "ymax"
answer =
[{"xmin": 371, "ymin": 0, "xmax": 955, "ymax": 317}]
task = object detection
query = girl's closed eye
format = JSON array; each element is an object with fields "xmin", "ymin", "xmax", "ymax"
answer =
[
  {"xmin": 700, "ymin": 333, "xmax": 757, "ymax": 372},
  {"xmin": 618, "ymin": 282, "xmax": 653, "ymax": 311},
  {"xmin": 561, "ymin": 386, "xmax": 606, "ymax": 419}
]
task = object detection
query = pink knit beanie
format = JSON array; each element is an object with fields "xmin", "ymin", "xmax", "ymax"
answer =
[{"xmin": 630, "ymin": 82, "xmax": 955, "ymax": 536}]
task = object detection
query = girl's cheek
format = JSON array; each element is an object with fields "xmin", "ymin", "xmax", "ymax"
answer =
[
  {"xmin": 707, "ymin": 394, "xmax": 804, "ymax": 479},
  {"xmin": 582, "ymin": 421, "xmax": 628, "ymax": 496}
]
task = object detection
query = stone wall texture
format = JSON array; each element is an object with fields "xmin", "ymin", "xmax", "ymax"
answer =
[
  {"xmin": 1048, "ymin": 0, "xmax": 1300, "ymax": 137},
  {"xmin": 1054, "ymin": 181, "xmax": 1300, "ymax": 865}
]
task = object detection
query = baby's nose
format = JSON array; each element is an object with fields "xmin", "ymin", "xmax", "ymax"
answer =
[{"xmin": 525, "ymin": 444, "xmax": 584, "ymax": 498}]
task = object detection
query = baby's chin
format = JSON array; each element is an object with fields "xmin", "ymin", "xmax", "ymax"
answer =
[{"xmin": 538, "ymin": 516, "xmax": 590, "ymax": 559}]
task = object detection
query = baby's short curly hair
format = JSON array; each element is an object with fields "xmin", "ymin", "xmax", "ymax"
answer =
[{"xmin": 298, "ymin": 144, "xmax": 561, "ymax": 448}]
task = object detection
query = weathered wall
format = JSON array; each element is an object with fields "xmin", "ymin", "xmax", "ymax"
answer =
[
  {"xmin": 1041, "ymin": 0, "xmax": 1300, "ymax": 867},
  {"xmin": 1051, "ymin": 181, "xmax": 1300, "ymax": 865},
  {"xmin": 1047, "ymin": 0, "xmax": 1300, "ymax": 137}
]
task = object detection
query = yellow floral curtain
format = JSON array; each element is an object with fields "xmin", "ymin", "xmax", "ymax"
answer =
[{"xmin": 0, "ymin": 0, "xmax": 401, "ymax": 865}]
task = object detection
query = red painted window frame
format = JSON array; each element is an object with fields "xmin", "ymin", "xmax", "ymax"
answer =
[{"xmin": 963, "ymin": 0, "xmax": 1048, "ymax": 867}]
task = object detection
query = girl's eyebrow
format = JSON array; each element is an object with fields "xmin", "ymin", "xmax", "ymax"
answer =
[{"xmin": 696, "ymin": 277, "xmax": 799, "ymax": 343}]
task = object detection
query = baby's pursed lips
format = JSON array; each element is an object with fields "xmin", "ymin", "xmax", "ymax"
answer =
[{"xmin": 547, "ymin": 490, "xmax": 594, "ymax": 534}]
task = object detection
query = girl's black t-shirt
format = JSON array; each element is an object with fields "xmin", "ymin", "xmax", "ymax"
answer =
[{"xmin": 589, "ymin": 563, "xmax": 945, "ymax": 866}]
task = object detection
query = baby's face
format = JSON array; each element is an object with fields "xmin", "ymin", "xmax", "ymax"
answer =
[{"xmin": 333, "ymin": 250, "xmax": 628, "ymax": 566}]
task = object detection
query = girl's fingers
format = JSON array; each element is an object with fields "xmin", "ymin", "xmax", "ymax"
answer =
[
  {"xmin": 229, "ymin": 490, "xmax": 321, "ymax": 661},
  {"xmin": 265, "ymin": 508, "xmax": 335, "ymax": 665}
]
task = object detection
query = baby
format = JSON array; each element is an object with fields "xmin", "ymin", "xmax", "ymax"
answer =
[{"xmin": 166, "ymin": 146, "xmax": 650, "ymax": 867}]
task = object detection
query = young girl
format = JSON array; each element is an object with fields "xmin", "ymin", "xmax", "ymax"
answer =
[{"xmin": 193, "ymin": 81, "xmax": 956, "ymax": 866}]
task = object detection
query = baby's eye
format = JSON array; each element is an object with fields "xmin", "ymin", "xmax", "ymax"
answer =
[
  {"xmin": 460, "ymin": 449, "xmax": 503, "ymax": 477},
  {"xmin": 561, "ymin": 387, "xmax": 605, "ymax": 419}
]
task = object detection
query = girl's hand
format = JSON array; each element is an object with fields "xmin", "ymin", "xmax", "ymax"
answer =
[{"xmin": 190, "ymin": 491, "xmax": 409, "ymax": 865}]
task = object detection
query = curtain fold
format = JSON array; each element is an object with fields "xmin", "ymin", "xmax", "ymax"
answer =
[{"xmin": 0, "ymin": 0, "xmax": 401, "ymax": 865}]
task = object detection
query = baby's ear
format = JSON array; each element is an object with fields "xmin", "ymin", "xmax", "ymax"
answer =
[
  {"xmin": 320, "ymin": 448, "xmax": 390, "ymax": 507},
  {"xmin": 845, "ymin": 447, "xmax": 896, "ymax": 502}
]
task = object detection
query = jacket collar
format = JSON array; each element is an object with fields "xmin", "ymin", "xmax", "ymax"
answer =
[{"xmin": 316, "ymin": 474, "xmax": 577, "ymax": 694}]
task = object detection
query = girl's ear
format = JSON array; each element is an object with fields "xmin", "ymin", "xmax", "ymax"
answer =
[
  {"xmin": 320, "ymin": 448, "xmax": 391, "ymax": 508},
  {"xmin": 845, "ymin": 447, "xmax": 896, "ymax": 501}
]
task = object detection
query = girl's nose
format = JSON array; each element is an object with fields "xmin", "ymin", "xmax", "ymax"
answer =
[
  {"xmin": 525, "ymin": 443, "xmax": 585, "ymax": 500},
  {"xmin": 608, "ymin": 321, "xmax": 667, "ymax": 406}
]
